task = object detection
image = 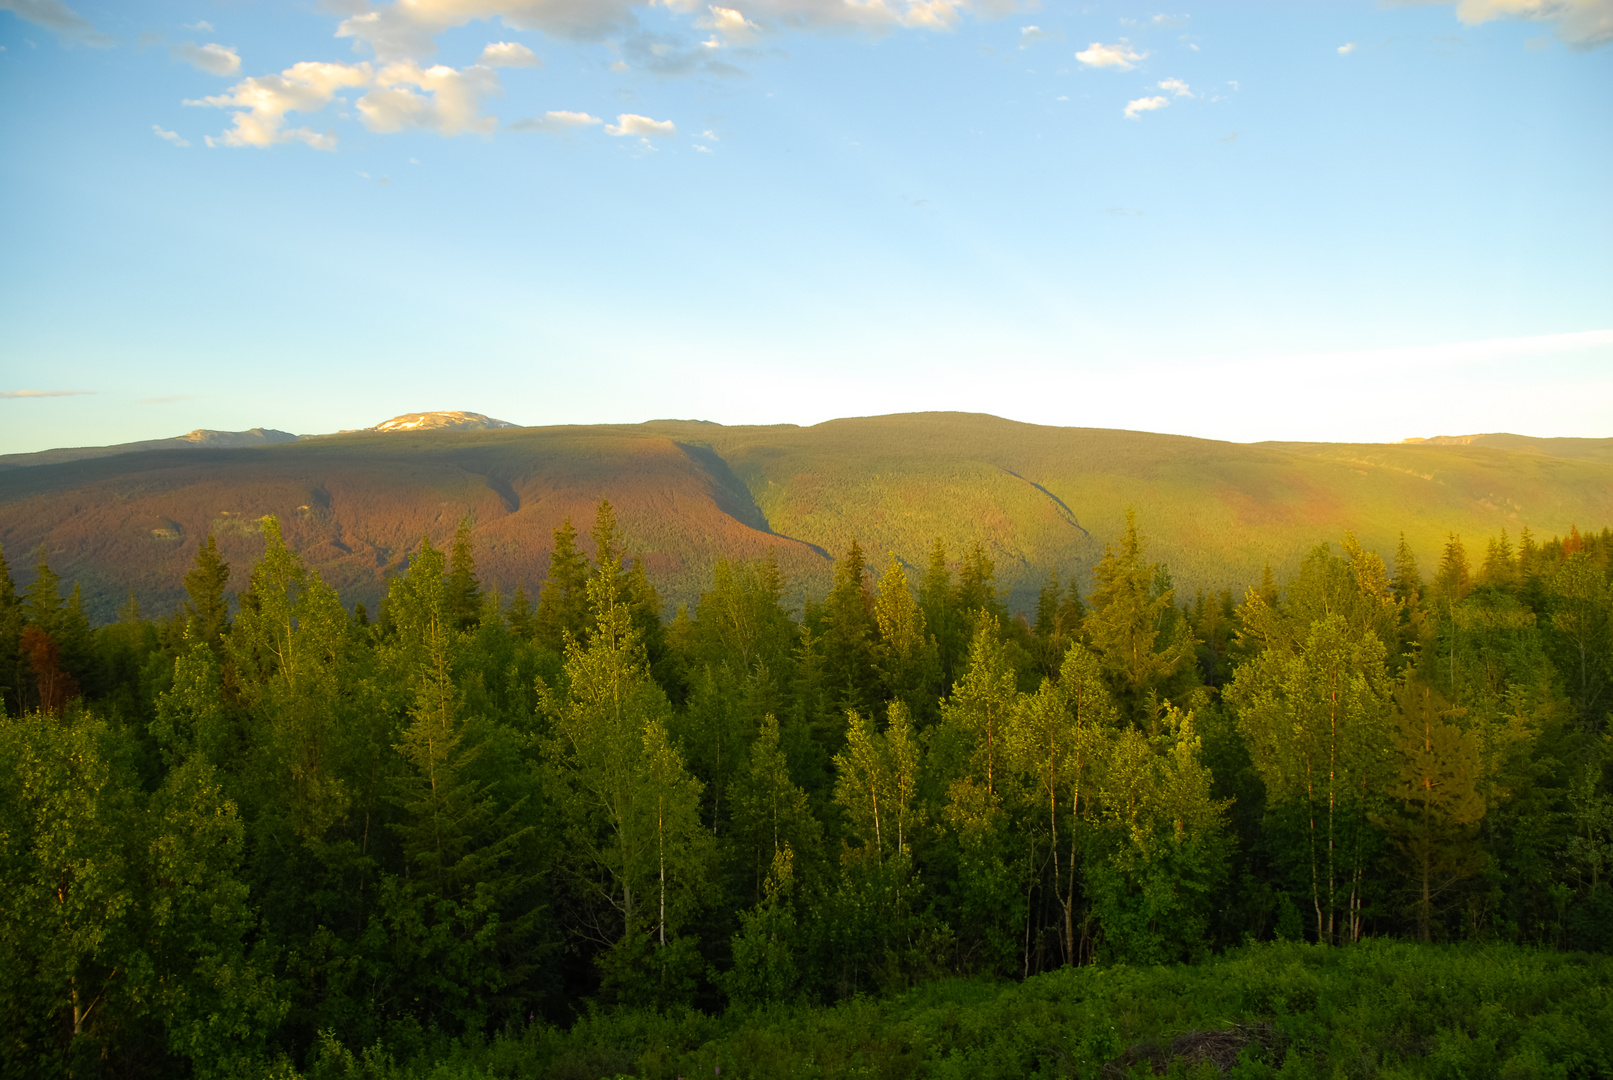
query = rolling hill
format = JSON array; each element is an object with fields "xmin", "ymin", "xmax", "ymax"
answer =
[{"xmin": 1, "ymin": 413, "xmax": 1609, "ymax": 623}]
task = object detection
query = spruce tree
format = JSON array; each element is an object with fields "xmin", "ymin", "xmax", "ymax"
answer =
[
  {"xmin": 0, "ymin": 543, "xmax": 24, "ymax": 716},
  {"xmin": 535, "ymin": 518, "xmax": 591, "ymax": 651},
  {"xmin": 821, "ymin": 539, "xmax": 879, "ymax": 717},
  {"xmin": 183, "ymin": 536, "xmax": 232, "ymax": 651},
  {"xmin": 446, "ymin": 516, "xmax": 482, "ymax": 632},
  {"xmin": 920, "ymin": 537, "xmax": 964, "ymax": 690},
  {"xmin": 23, "ymin": 544, "xmax": 63, "ymax": 636}
]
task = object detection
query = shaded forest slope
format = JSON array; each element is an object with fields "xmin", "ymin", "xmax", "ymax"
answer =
[{"xmin": 3, "ymin": 412, "xmax": 1610, "ymax": 620}]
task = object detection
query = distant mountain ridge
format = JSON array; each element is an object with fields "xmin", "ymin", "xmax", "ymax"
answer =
[
  {"xmin": 0, "ymin": 412, "xmax": 519, "ymax": 471},
  {"xmin": 1397, "ymin": 433, "xmax": 1613, "ymax": 462},
  {"xmin": 0, "ymin": 428, "xmax": 301, "ymax": 470},
  {"xmin": 2, "ymin": 413, "xmax": 1611, "ymax": 623}
]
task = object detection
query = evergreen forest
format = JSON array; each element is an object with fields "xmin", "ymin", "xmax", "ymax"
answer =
[{"xmin": 3, "ymin": 504, "xmax": 1612, "ymax": 1079}]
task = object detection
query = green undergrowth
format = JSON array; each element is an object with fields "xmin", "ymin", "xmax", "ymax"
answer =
[{"xmin": 292, "ymin": 940, "xmax": 1613, "ymax": 1080}]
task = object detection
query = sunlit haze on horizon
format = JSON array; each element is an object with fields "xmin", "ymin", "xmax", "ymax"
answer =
[{"xmin": 1, "ymin": 0, "xmax": 1609, "ymax": 453}]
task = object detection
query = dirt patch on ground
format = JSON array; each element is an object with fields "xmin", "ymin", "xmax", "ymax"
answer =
[{"xmin": 1103, "ymin": 1022, "xmax": 1276, "ymax": 1077}]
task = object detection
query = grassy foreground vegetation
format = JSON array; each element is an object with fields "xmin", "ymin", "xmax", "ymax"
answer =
[{"xmin": 303, "ymin": 941, "xmax": 1613, "ymax": 1080}]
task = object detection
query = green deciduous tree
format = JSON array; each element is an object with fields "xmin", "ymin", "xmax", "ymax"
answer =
[
  {"xmin": 541, "ymin": 546, "xmax": 712, "ymax": 1005},
  {"xmin": 228, "ymin": 517, "xmax": 355, "ymax": 844},
  {"xmin": 1228, "ymin": 610, "xmax": 1390, "ymax": 944}
]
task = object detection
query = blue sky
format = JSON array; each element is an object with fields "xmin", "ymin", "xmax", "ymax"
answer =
[{"xmin": 1, "ymin": 0, "xmax": 1609, "ymax": 453}]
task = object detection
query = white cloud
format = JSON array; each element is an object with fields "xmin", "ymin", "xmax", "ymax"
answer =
[
  {"xmin": 1422, "ymin": 0, "xmax": 1613, "ymax": 49},
  {"xmin": 1337, "ymin": 41, "xmax": 1356, "ymax": 54},
  {"xmin": 1075, "ymin": 40, "xmax": 1145, "ymax": 69},
  {"xmin": 694, "ymin": 143, "xmax": 712, "ymax": 152},
  {"xmin": 700, "ymin": 128, "xmax": 720, "ymax": 140},
  {"xmin": 508, "ymin": 109, "xmax": 603, "ymax": 132},
  {"xmin": 171, "ymin": 41, "xmax": 241, "ymax": 75},
  {"xmin": 1157, "ymin": 77, "xmax": 1191, "ymax": 96},
  {"xmin": 357, "ymin": 61, "xmax": 502, "ymax": 137},
  {"xmin": 191, "ymin": 58, "xmax": 504, "ymax": 147},
  {"xmin": 478, "ymin": 40, "xmax": 540, "ymax": 66},
  {"xmin": 605, "ymin": 112, "xmax": 676, "ymax": 137},
  {"xmin": 152, "ymin": 123, "xmax": 190, "ymax": 147},
  {"xmin": 700, "ymin": 5, "xmax": 761, "ymax": 45},
  {"xmin": 188, "ymin": 61, "xmax": 371, "ymax": 149},
  {"xmin": 0, "ymin": 389, "xmax": 94, "ymax": 398},
  {"xmin": 1123, "ymin": 94, "xmax": 1168, "ymax": 119},
  {"xmin": 1018, "ymin": 24, "xmax": 1062, "ymax": 47},
  {"xmin": 0, "ymin": 0, "xmax": 112, "ymax": 45},
  {"xmin": 327, "ymin": 0, "xmax": 987, "ymax": 64}
]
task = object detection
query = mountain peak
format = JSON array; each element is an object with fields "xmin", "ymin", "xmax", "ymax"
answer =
[{"xmin": 371, "ymin": 411, "xmax": 516, "ymax": 433}]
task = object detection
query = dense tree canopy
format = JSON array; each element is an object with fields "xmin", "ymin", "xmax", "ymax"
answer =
[{"xmin": 2, "ymin": 509, "xmax": 1611, "ymax": 1078}]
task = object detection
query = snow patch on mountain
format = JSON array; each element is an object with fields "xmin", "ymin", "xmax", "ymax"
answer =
[{"xmin": 371, "ymin": 411, "xmax": 516, "ymax": 433}]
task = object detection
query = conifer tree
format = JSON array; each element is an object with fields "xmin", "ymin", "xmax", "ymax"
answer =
[
  {"xmin": 730, "ymin": 714, "xmax": 823, "ymax": 901},
  {"xmin": 920, "ymin": 537, "xmax": 965, "ymax": 690},
  {"xmin": 873, "ymin": 553, "xmax": 937, "ymax": 720},
  {"xmin": 955, "ymin": 541, "xmax": 1007, "ymax": 626},
  {"xmin": 1480, "ymin": 530, "xmax": 1517, "ymax": 592},
  {"xmin": 1084, "ymin": 513, "xmax": 1197, "ymax": 725},
  {"xmin": 1392, "ymin": 533, "xmax": 1423, "ymax": 606},
  {"xmin": 821, "ymin": 539, "xmax": 879, "ymax": 717},
  {"xmin": 506, "ymin": 584, "xmax": 535, "ymax": 641},
  {"xmin": 0, "ymin": 543, "xmax": 25, "ymax": 716},
  {"xmin": 1372, "ymin": 679, "xmax": 1487, "ymax": 941},
  {"xmin": 446, "ymin": 516, "xmax": 483, "ymax": 632},
  {"xmin": 184, "ymin": 535, "xmax": 232, "ymax": 651},
  {"xmin": 23, "ymin": 544, "xmax": 63, "ymax": 636},
  {"xmin": 535, "ymin": 517, "xmax": 591, "ymax": 651}
]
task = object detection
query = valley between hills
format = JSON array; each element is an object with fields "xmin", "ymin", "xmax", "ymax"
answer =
[{"xmin": 1, "ymin": 411, "xmax": 1609, "ymax": 621}]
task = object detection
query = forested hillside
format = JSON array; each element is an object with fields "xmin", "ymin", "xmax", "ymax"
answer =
[
  {"xmin": 6, "ymin": 413, "xmax": 1613, "ymax": 623},
  {"xmin": 2, "ymin": 504, "xmax": 1611, "ymax": 1078}
]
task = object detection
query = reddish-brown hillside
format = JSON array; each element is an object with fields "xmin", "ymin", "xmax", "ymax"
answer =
[
  {"xmin": 0, "ymin": 428, "xmax": 829, "ymax": 621},
  {"xmin": 3, "ymin": 414, "xmax": 1611, "ymax": 623}
]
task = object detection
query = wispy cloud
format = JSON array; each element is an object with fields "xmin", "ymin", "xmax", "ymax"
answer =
[
  {"xmin": 1124, "ymin": 95, "xmax": 1169, "ymax": 119},
  {"xmin": 1337, "ymin": 42, "xmax": 1356, "ymax": 54},
  {"xmin": 700, "ymin": 6, "xmax": 762, "ymax": 46},
  {"xmin": 509, "ymin": 110, "xmax": 603, "ymax": 133},
  {"xmin": 1018, "ymin": 25, "xmax": 1062, "ymax": 48},
  {"xmin": 1400, "ymin": 0, "xmax": 1612, "ymax": 50},
  {"xmin": 0, "ymin": 0, "xmax": 113, "ymax": 46},
  {"xmin": 2, "ymin": 389, "xmax": 95, "ymax": 398},
  {"xmin": 605, "ymin": 113, "xmax": 676, "ymax": 138},
  {"xmin": 1157, "ymin": 77, "xmax": 1192, "ymax": 97},
  {"xmin": 152, "ymin": 124, "xmax": 190, "ymax": 147},
  {"xmin": 171, "ymin": 41, "xmax": 241, "ymax": 75},
  {"xmin": 1076, "ymin": 40, "xmax": 1146, "ymax": 70},
  {"xmin": 478, "ymin": 41, "xmax": 540, "ymax": 67}
]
